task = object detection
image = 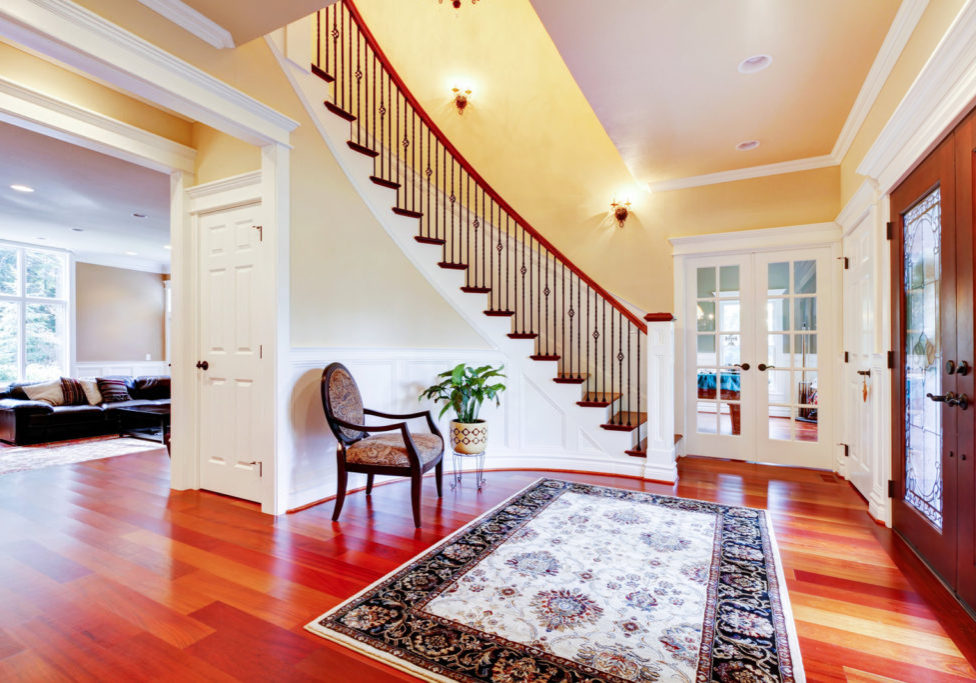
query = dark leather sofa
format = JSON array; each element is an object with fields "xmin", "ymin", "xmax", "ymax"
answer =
[{"xmin": 0, "ymin": 376, "xmax": 170, "ymax": 445}]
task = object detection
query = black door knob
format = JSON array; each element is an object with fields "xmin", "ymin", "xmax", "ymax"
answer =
[
  {"xmin": 958, "ymin": 360, "xmax": 971, "ymax": 376},
  {"xmin": 733, "ymin": 363, "xmax": 751, "ymax": 371},
  {"xmin": 758, "ymin": 363, "xmax": 775, "ymax": 372},
  {"xmin": 946, "ymin": 360, "xmax": 957, "ymax": 375},
  {"xmin": 950, "ymin": 393, "xmax": 969, "ymax": 410},
  {"xmin": 927, "ymin": 392, "xmax": 954, "ymax": 403},
  {"xmin": 196, "ymin": 360, "xmax": 209, "ymax": 371}
]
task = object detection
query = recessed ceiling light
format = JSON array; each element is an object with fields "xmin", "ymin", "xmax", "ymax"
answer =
[
  {"xmin": 132, "ymin": 212, "xmax": 148, "ymax": 219},
  {"xmin": 163, "ymin": 245, "xmax": 172, "ymax": 250},
  {"xmin": 125, "ymin": 251, "xmax": 138, "ymax": 256},
  {"xmin": 71, "ymin": 228, "xmax": 84, "ymax": 232},
  {"xmin": 738, "ymin": 54, "xmax": 772, "ymax": 74},
  {"xmin": 736, "ymin": 140, "xmax": 760, "ymax": 151},
  {"xmin": 10, "ymin": 184, "xmax": 34, "ymax": 193},
  {"xmin": 35, "ymin": 237, "xmax": 46, "ymax": 241}
]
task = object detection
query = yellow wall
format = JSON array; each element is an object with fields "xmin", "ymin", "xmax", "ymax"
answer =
[
  {"xmin": 75, "ymin": 263, "xmax": 165, "ymax": 362},
  {"xmin": 191, "ymin": 122, "xmax": 260, "ymax": 184},
  {"xmin": 840, "ymin": 0, "xmax": 966, "ymax": 205},
  {"xmin": 0, "ymin": 42, "xmax": 193, "ymax": 146}
]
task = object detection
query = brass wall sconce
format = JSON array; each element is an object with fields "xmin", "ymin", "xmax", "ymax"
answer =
[
  {"xmin": 611, "ymin": 199, "xmax": 631, "ymax": 227},
  {"xmin": 453, "ymin": 87, "xmax": 471, "ymax": 114}
]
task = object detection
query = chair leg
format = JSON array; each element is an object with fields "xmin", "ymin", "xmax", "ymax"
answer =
[
  {"xmin": 435, "ymin": 460, "xmax": 443, "ymax": 498},
  {"xmin": 410, "ymin": 472, "xmax": 423, "ymax": 528},
  {"xmin": 366, "ymin": 473, "xmax": 374, "ymax": 496},
  {"xmin": 332, "ymin": 468, "xmax": 347, "ymax": 522}
]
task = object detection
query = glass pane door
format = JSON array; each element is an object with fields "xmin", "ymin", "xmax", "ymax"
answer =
[
  {"xmin": 754, "ymin": 249, "xmax": 833, "ymax": 469},
  {"xmin": 685, "ymin": 255, "xmax": 754, "ymax": 462}
]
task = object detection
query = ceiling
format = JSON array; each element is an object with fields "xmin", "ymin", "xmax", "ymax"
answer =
[
  {"xmin": 529, "ymin": 0, "xmax": 900, "ymax": 186},
  {"xmin": 0, "ymin": 122, "xmax": 170, "ymax": 272},
  {"xmin": 179, "ymin": 0, "xmax": 339, "ymax": 45}
]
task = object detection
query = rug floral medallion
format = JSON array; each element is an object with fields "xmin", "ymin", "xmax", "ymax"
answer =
[{"xmin": 306, "ymin": 479, "xmax": 803, "ymax": 682}]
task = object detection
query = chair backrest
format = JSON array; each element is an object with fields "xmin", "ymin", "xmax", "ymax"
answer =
[{"xmin": 321, "ymin": 362, "xmax": 366, "ymax": 444}]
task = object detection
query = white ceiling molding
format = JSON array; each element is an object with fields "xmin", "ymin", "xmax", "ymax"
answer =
[
  {"xmin": 0, "ymin": 75, "xmax": 196, "ymax": 173},
  {"xmin": 858, "ymin": 0, "xmax": 976, "ymax": 193},
  {"xmin": 648, "ymin": 154, "xmax": 834, "ymax": 192},
  {"xmin": 829, "ymin": 0, "xmax": 929, "ymax": 162},
  {"xmin": 669, "ymin": 222, "xmax": 841, "ymax": 256},
  {"xmin": 135, "ymin": 0, "xmax": 234, "ymax": 50},
  {"xmin": 835, "ymin": 178, "xmax": 880, "ymax": 235},
  {"xmin": 74, "ymin": 251, "xmax": 169, "ymax": 274},
  {"xmin": 0, "ymin": 0, "xmax": 298, "ymax": 147},
  {"xmin": 650, "ymin": 0, "xmax": 929, "ymax": 193}
]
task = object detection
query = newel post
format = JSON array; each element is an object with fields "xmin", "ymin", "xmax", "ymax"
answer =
[{"xmin": 644, "ymin": 314, "xmax": 678, "ymax": 483}]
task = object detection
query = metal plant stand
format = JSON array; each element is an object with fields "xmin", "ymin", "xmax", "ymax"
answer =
[{"xmin": 450, "ymin": 450, "xmax": 486, "ymax": 491}]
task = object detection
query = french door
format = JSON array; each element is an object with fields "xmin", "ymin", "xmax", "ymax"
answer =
[
  {"xmin": 684, "ymin": 248, "xmax": 834, "ymax": 469},
  {"xmin": 892, "ymin": 107, "xmax": 976, "ymax": 611}
]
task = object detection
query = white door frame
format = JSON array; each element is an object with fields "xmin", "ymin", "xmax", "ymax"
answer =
[
  {"xmin": 0, "ymin": 0, "xmax": 298, "ymax": 513},
  {"xmin": 671, "ymin": 223, "xmax": 843, "ymax": 469}
]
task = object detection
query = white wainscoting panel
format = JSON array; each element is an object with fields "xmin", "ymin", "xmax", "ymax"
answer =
[
  {"xmin": 287, "ymin": 347, "xmax": 650, "ymax": 512},
  {"xmin": 74, "ymin": 361, "xmax": 170, "ymax": 377}
]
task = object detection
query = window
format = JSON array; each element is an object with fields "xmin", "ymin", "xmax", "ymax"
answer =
[{"xmin": 0, "ymin": 244, "xmax": 69, "ymax": 382}]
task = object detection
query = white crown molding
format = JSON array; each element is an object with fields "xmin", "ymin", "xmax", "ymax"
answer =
[
  {"xmin": 135, "ymin": 0, "xmax": 234, "ymax": 50},
  {"xmin": 73, "ymin": 250, "xmax": 170, "ymax": 274},
  {"xmin": 668, "ymin": 222, "xmax": 841, "ymax": 256},
  {"xmin": 186, "ymin": 170, "xmax": 262, "ymax": 214},
  {"xmin": 0, "ymin": 0, "xmax": 297, "ymax": 147},
  {"xmin": 649, "ymin": 0, "xmax": 928, "ymax": 192},
  {"xmin": 835, "ymin": 178, "xmax": 879, "ymax": 234},
  {"xmin": 858, "ymin": 0, "xmax": 976, "ymax": 192},
  {"xmin": 830, "ymin": 0, "xmax": 929, "ymax": 162},
  {"xmin": 648, "ymin": 154, "xmax": 834, "ymax": 192},
  {"xmin": 0, "ymin": 74, "xmax": 196, "ymax": 173}
]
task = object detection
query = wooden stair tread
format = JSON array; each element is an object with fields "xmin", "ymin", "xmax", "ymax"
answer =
[
  {"xmin": 415, "ymin": 236, "xmax": 445, "ymax": 245},
  {"xmin": 438, "ymin": 261, "xmax": 468, "ymax": 270},
  {"xmin": 324, "ymin": 101, "xmax": 355, "ymax": 121},
  {"xmin": 461, "ymin": 286, "xmax": 491, "ymax": 293},
  {"xmin": 625, "ymin": 437, "xmax": 648, "ymax": 457},
  {"xmin": 311, "ymin": 64, "xmax": 334, "ymax": 83},
  {"xmin": 483, "ymin": 310, "xmax": 515, "ymax": 317},
  {"xmin": 601, "ymin": 411, "xmax": 647, "ymax": 432},
  {"xmin": 530, "ymin": 354, "xmax": 560, "ymax": 361},
  {"xmin": 508, "ymin": 332, "xmax": 538, "ymax": 339},
  {"xmin": 347, "ymin": 141, "xmax": 379, "ymax": 158},
  {"xmin": 370, "ymin": 176, "xmax": 400, "ymax": 190},
  {"xmin": 554, "ymin": 373, "xmax": 589, "ymax": 384},
  {"xmin": 577, "ymin": 392, "xmax": 621, "ymax": 407},
  {"xmin": 393, "ymin": 207, "xmax": 423, "ymax": 219}
]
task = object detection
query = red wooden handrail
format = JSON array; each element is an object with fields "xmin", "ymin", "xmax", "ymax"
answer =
[{"xmin": 340, "ymin": 0, "xmax": 646, "ymax": 334}]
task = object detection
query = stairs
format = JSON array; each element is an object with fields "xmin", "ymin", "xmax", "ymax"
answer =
[{"xmin": 293, "ymin": 0, "xmax": 652, "ymax": 459}]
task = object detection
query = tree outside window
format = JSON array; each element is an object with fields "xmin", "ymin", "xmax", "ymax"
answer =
[{"xmin": 0, "ymin": 244, "xmax": 68, "ymax": 382}]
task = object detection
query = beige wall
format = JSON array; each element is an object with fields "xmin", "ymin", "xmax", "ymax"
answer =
[
  {"xmin": 0, "ymin": 42, "xmax": 193, "ymax": 146},
  {"xmin": 191, "ymin": 122, "xmax": 261, "ymax": 184},
  {"xmin": 75, "ymin": 262, "xmax": 165, "ymax": 362},
  {"xmin": 840, "ymin": 0, "xmax": 966, "ymax": 205}
]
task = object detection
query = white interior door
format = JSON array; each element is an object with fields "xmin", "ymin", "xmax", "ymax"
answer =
[
  {"xmin": 684, "ymin": 248, "xmax": 834, "ymax": 469},
  {"xmin": 684, "ymin": 255, "xmax": 756, "ymax": 461},
  {"xmin": 197, "ymin": 202, "xmax": 266, "ymax": 503},
  {"xmin": 843, "ymin": 220, "xmax": 876, "ymax": 497},
  {"xmin": 753, "ymin": 248, "xmax": 833, "ymax": 468}
]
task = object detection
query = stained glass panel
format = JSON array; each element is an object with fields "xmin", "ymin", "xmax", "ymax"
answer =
[{"xmin": 903, "ymin": 187, "xmax": 942, "ymax": 529}]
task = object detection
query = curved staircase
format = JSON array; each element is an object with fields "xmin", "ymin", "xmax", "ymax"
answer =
[{"xmin": 276, "ymin": 0, "xmax": 678, "ymax": 469}]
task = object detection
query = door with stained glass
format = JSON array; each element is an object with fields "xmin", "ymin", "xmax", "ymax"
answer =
[{"xmin": 890, "ymin": 133, "xmax": 959, "ymax": 586}]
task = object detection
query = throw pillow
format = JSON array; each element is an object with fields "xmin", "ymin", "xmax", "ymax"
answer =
[
  {"xmin": 23, "ymin": 379, "xmax": 65, "ymax": 406},
  {"xmin": 60, "ymin": 377, "xmax": 88, "ymax": 406},
  {"xmin": 78, "ymin": 378, "xmax": 102, "ymax": 406},
  {"xmin": 96, "ymin": 377, "xmax": 131, "ymax": 403}
]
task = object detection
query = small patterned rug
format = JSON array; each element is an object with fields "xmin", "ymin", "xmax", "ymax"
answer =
[
  {"xmin": 0, "ymin": 437, "xmax": 164, "ymax": 475},
  {"xmin": 306, "ymin": 478, "xmax": 804, "ymax": 682}
]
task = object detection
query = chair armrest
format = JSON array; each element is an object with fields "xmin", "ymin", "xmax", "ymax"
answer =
[
  {"xmin": 332, "ymin": 416, "xmax": 424, "ymax": 469},
  {"xmin": 0, "ymin": 399, "xmax": 54, "ymax": 415},
  {"xmin": 362, "ymin": 408, "xmax": 442, "ymax": 439}
]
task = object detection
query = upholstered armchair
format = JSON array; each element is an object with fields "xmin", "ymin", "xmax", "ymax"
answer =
[{"xmin": 321, "ymin": 363, "xmax": 444, "ymax": 528}]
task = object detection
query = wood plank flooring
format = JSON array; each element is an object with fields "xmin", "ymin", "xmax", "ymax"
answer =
[{"xmin": 0, "ymin": 448, "xmax": 974, "ymax": 681}]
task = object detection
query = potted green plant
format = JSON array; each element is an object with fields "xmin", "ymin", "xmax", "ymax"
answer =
[{"xmin": 419, "ymin": 363, "xmax": 506, "ymax": 454}]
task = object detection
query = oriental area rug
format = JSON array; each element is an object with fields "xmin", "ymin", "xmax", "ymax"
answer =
[
  {"xmin": 0, "ymin": 436, "xmax": 163, "ymax": 475},
  {"xmin": 306, "ymin": 478, "xmax": 804, "ymax": 682}
]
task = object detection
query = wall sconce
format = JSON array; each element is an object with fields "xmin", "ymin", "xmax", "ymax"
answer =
[
  {"xmin": 452, "ymin": 87, "xmax": 471, "ymax": 115},
  {"xmin": 610, "ymin": 199, "xmax": 631, "ymax": 227}
]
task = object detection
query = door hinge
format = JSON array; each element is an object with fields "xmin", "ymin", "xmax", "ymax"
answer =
[
  {"xmin": 253, "ymin": 225, "xmax": 263, "ymax": 242},
  {"xmin": 840, "ymin": 443, "xmax": 850, "ymax": 457},
  {"xmin": 887, "ymin": 479, "xmax": 896, "ymax": 498},
  {"xmin": 844, "ymin": 351, "xmax": 850, "ymax": 363},
  {"xmin": 886, "ymin": 221, "xmax": 894, "ymax": 240},
  {"xmin": 259, "ymin": 344, "xmax": 263, "ymax": 359},
  {"xmin": 245, "ymin": 461, "xmax": 263, "ymax": 477},
  {"xmin": 837, "ymin": 256, "xmax": 849, "ymax": 269},
  {"xmin": 887, "ymin": 350, "xmax": 895, "ymax": 369}
]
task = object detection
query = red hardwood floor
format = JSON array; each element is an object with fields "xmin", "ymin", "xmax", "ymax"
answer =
[{"xmin": 0, "ymin": 449, "xmax": 974, "ymax": 681}]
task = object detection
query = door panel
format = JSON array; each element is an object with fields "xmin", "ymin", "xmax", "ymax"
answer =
[
  {"xmin": 891, "ymin": 133, "xmax": 958, "ymax": 586},
  {"xmin": 198, "ymin": 204, "xmax": 265, "ymax": 503}
]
